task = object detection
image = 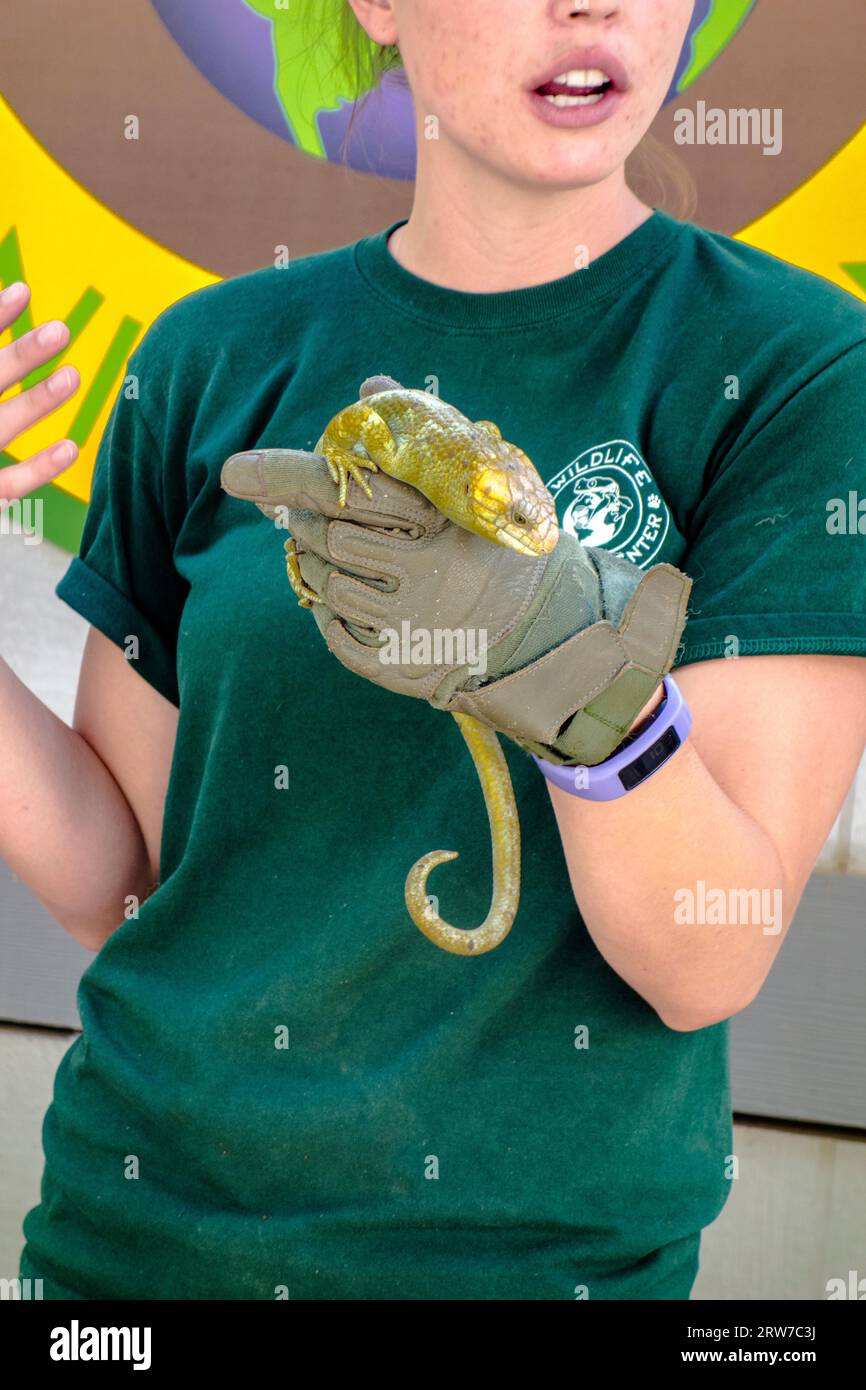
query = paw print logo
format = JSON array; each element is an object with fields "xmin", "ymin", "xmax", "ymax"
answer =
[{"xmin": 545, "ymin": 441, "xmax": 671, "ymax": 566}]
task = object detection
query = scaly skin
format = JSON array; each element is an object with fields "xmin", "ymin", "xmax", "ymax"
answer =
[
  {"xmin": 405, "ymin": 712, "xmax": 521, "ymax": 957},
  {"xmin": 286, "ymin": 385, "xmax": 559, "ymax": 957}
]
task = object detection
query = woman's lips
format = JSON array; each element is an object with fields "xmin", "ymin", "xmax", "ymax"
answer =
[
  {"xmin": 526, "ymin": 47, "xmax": 629, "ymax": 128},
  {"xmin": 526, "ymin": 84, "xmax": 624, "ymax": 130},
  {"xmin": 528, "ymin": 47, "xmax": 629, "ymax": 93}
]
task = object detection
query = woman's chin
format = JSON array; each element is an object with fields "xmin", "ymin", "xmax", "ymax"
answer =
[{"xmin": 509, "ymin": 149, "xmax": 630, "ymax": 191}]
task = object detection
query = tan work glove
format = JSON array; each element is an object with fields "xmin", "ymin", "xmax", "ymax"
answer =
[{"xmin": 221, "ymin": 448, "xmax": 691, "ymax": 766}]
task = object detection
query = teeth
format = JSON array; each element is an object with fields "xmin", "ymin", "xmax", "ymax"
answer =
[
  {"xmin": 551, "ymin": 67, "xmax": 611, "ymax": 88},
  {"xmin": 544, "ymin": 91, "xmax": 607, "ymax": 107}
]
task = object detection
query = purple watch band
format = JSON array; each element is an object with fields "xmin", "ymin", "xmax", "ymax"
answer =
[{"xmin": 532, "ymin": 673, "xmax": 692, "ymax": 801}]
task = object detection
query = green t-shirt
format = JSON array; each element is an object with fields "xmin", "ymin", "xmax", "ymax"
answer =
[{"xmin": 22, "ymin": 210, "xmax": 866, "ymax": 1301}]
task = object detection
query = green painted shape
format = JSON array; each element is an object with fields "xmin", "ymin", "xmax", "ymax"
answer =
[
  {"xmin": 841, "ymin": 262, "xmax": 866, "ymax": 294},
  {"xmin": 1, "ymin": 229, "xmax": 106, "ymax": 388},
  {"xmin": 0, "ymin": 220, "xmax": 146, "ymax": 552},
  {"xmin": 21, "ymin": 288, "xmax": 104, "ymax": 390},
  {"xmin": 0, "ymin": 225, "xmax": 34, "ymax": 334},
  {"xmin": 242, "ymin": 0, "xmax": 371, "ymax": 158},
  {"xmin": 66, "ymin": 315, "xmax": 141, "ymax": 448},
  {"xmin": 0, "ymin": 453, "xmax": 86, "ymax": 553},
  {"xmin": 2, "ymin": 222, "xmax": 145, "ymax": 456},
  {"xmin": 679, "ymin": 0, "xmax": 756, "ymax": 92}
]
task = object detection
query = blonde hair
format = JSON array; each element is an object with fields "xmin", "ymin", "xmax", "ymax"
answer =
[
  {"xmin": 626, "ymin": 132, "xmax": 697, "ymax": 222},
  {"xmin": 322, "ymin": 1, "xmax": 696, "ymax": 220}
]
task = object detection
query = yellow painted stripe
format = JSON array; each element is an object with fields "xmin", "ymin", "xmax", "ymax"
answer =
[
  {"xmin": 736, "ymin": 122, "xmax": 866, "ymax": 299},
  {"xmin": 0, "ymin": 94, "xmax": 217, "ymax": 505}
]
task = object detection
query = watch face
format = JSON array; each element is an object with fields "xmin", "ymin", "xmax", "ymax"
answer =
[{"xmin": 619, "ymin": 729, "xmax": 683, "ymax": 792}]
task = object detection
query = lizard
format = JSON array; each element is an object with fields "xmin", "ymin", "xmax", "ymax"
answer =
[{"xmin": 284, "ymin": 375, "xmax": 559, "ymax": 958}]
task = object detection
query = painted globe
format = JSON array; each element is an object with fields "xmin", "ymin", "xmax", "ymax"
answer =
[{"xmin": 150, "ymin": 0, "xmax": 755, "ymax": 180}]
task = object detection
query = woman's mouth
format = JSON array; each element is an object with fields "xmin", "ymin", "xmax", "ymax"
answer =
[
  {"xmin": 536, "ymin": 69, "xmax": 614, "ymax": 107},
  {"xmin": 527, "ymin": 49, "xmax": 628, "ymax": 130}
]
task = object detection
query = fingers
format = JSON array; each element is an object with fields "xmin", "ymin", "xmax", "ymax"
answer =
[
  {"xmin": 274, "ymin": 508, "xmax": 331, "ymax": 552},
  {"xmin": 325, "ymin": 620, "xmax": 390, "ymax": 684},
  {"xmin": 294, "ymin": 545, "xmax": 398, "ymax": 629},
  {"xmin": 0, "ymin": 280, "xmax": 31, "ymax": 357},
  {"xmin": 301, "ymin": 588, "xmax": 384, "ymax": 656},
  {"xmin": 0, "ymin": 366, "xmax": 80, "ymax": 453},
  {"xmin": 293, "ymin": 547, "xmax": 332, "ymax": 603},
  {"xmin": 282, "ymin": 506, "xmax": 420, "ymax": 582},
  {"xmin": 0, "ymin": 439, "xmax": 79, "ymax": 507},
  {"xmin": 221, "ymin": 446, "xmax": 443, "ymax": 532},
  {"xmin": 0, "ymin": 283, "xmax": 81, "ymax": 452},
  {"xmin": 325, "ymin": 619, "xmax": 436, "ymax": 700}
]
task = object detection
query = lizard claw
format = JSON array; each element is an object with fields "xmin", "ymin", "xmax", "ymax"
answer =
[
  {"xmin": 284, "ymin": 537, "xmax": 322, "ymax": 607},
  {"xmin": 323, "ymin": 448, "xmax": 378, "ymax": 507}
]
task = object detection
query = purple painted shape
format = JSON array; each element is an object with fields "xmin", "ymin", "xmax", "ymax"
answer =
[
  {"xmin": 318, "ymin": 71, "xmax": 417, "ymax": 181},
  {"xmin": 668, "ymin": 0, "xmax": 713, "ymax": 98},
  {"xmin": 150, "ymin": 0, "xmax": 287, "ymax": 142}
]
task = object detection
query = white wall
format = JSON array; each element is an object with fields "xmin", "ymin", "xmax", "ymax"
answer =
[{"xmin": 0, "ymin": 526, "xmax": 87, "ymax": 721}]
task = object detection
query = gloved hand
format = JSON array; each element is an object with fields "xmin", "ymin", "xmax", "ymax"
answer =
[{"xmin": 221, "ymin": 448, "xmax": 692, "ymax": 766}]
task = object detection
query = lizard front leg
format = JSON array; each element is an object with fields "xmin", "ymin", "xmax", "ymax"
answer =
[
  {"xmin": 284, "ymin": 400, "xmax": 400, "ymax": 605},
  {"xmin": 321, "ymin": 402, "xmax": 399, "ymax": 507},
  {"xmin": 284, "ymin": 536, "xmax": 321, "ymax": 607}
]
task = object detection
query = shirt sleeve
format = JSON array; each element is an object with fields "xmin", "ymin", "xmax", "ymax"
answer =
[
  {"xmin": 54, "ymin": 335, "xmax": 189, "ymax": 707},
  {"xmin": 675, "ymin": 338, "xmax": 866, "ymax": 668}
]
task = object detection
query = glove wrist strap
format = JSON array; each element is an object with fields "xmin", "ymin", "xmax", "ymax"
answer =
[{"xmin": 533, "ymin": 674, "xmax": 692, "ymax": 800}]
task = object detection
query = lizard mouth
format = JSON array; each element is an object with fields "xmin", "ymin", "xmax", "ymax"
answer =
[
  {"xmin": 499, "ymin": 518, "xmax": 559, "ymax": 556},
  {"xmin": 473, "ymin": 496, "xmax": 559, "ymax": 555},
  {"xmin": 466, "ymin": 458, "xmax": 560, "ymax": 556}
]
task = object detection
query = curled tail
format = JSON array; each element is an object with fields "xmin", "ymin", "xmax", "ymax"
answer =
[{"xmin": 404, "ymin": 712, "xmax": 521, "ymax": 956}]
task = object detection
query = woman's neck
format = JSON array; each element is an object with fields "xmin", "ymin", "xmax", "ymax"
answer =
[{"xmin": 386, "ymin": 152, "xmax": 653, "ymax": 293}]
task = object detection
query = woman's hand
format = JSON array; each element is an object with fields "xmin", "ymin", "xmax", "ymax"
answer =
[
  {"xmin": 0, "ymin": 281, "xmax": 80, "ymax": 504},
  {"xmin": 221, "ymin": 446, "xmax": 692, "ymax": 766}
]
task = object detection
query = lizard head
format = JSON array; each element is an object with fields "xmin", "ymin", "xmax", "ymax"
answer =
[{"xmin": 465, "ymin": 441, "xmax": 560, "ymax": 557}]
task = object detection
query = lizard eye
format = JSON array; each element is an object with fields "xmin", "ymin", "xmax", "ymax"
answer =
[{"xmin": 512, "ymin": 509, "xmax": 528, "ymax": 526}]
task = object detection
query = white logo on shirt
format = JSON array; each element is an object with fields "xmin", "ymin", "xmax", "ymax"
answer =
[{"xmin": 544, "ymin": 439, "xmax": 670, "ymax": 567}]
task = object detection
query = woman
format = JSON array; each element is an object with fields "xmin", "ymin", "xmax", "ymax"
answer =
[{"xmin": 9, "ymin": 0, "xmax": 866, "ymax": 1300}]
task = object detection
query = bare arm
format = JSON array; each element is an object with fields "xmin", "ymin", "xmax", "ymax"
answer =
[
  {"xmin": 547, "ymin": 653, "xmax": 866, "ymax": 1031},
  {"xmin": 0, "ymin": 281, "xmax": 178, "ymax": 951},
  {"xmin": 1, "ymin": 632, "xmax": 178, "ymax": 951}
]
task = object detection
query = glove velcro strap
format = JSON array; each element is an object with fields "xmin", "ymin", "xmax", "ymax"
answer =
[
  {"xmin": 450, "ymin": 620, "xmax": 632, "ymax": 743},
  {"xmin": 528, "ymin": 664, "xmax": 664, "ymax": 766},
  {"xmin": 449, "ymin": 563, "xmax": 692, "ymax": 759}
]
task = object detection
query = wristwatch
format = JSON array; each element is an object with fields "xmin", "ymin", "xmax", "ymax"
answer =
[{"xmin": 532, "ymin": 673, "xmax": 692, "ymax": 802}]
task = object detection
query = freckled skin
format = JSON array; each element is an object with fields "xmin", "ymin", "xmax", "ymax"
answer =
[
  {"xmin": 286, "ymin": 387, "xmax": 559, "ymax": 956},
  {"xmin": 364, "ymin": 0, "xmax": 694, "ymax": 192}
]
